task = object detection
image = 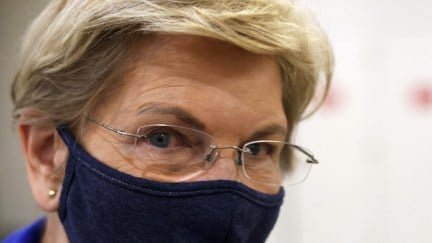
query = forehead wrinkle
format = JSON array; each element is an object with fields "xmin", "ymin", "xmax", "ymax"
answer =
[
  {"xmin": 248, "ymin": 123, "xmax": 288, "ymax": 141},
  {"xmin": 137, "ymin": 104, "xmax": 206, "ymax": 131},
  {"xmin": 119, "ymin": 76, "xmax": 189, "ymax": 108},
  {"xmin": 133, "ymin": 35, "xmax": 277, "ymax": 80}
]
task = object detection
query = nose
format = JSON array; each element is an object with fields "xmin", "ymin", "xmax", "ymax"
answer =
[{"xmin": 203, "ymin": 147, "xmax": 242, "ymax": 181}]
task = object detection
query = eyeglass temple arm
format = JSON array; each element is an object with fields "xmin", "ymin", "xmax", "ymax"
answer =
[
  {"xmin": 87, "ymin": 118, "xmax": 145, "ymax": 139},
  {"xmin": 291, "ymin": 144, "xmax": 319, "ymax": 164}
]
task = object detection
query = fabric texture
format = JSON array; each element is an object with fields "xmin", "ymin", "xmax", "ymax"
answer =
[
  {"xmin": 2, "ymin": 217, "xmax": 45, "ymax": 243},
  {"xmin": 57, "ymin": 127, "xmax": 284, "ymax": 243}
]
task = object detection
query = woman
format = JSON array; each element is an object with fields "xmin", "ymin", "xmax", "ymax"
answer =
[{"xmin": 4, "ymin": 0, "xmax": 333, "ymax": 242}]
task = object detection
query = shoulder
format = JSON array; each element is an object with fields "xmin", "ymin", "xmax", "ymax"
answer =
[{"xmin": 2, "ymin": 218, "xmax": 46, "ymax": 243}]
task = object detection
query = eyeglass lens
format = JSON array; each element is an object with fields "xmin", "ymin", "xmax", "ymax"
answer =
[{"xmin": 132, "ymin": 125, "xmax": 315, "ymax": 188}]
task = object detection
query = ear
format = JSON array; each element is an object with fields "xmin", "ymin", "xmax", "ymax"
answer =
[{"xmin": 18, "ymin": 124, "xmax": 68, "ymax": 212}]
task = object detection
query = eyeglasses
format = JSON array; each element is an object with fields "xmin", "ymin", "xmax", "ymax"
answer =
[{"xmin": 88, "ymin": 119, "xmax": 318, "ymax": 191}]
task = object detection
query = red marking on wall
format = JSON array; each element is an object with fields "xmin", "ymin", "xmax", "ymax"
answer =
[
  {"xmin": 410, "ymin": 84, "xmax": 432, "ymax": 110},
  {"xmin": 320, "ymin": 86, "xmax": 345, "ymax": 112}
]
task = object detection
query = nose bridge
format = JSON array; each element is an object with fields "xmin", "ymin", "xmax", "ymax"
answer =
[
  {"xmin": 218, "ymin": 145, "xmax": 242, "ymax": 153},
  {"xmin": 207, "ymin": 146, "xmax": 242, "ymax": 180},
  {"xmin": 217, "ymin": 146, "xmax": 243, "ymax": 163}
]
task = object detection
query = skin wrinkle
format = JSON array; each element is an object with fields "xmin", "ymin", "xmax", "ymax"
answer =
[
  {"xmin": 88, "ymin": 124, "xmax": 139, "ymax": 176},
  {"xmin": 137, "ymin": 105, "xmax": 206, "ymax": 130},
  {"xmin": 118, "ymin": 74, "xmax": 283, "ymax": 138}
]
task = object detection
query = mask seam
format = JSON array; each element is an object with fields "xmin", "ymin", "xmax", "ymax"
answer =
[
  {"xmin": 73, "ymin": 156, "xmax": 283, "ymax": 208},
  {"xmin": 223, "ymin": 194, "xmax": 243, "ymax": 242}
]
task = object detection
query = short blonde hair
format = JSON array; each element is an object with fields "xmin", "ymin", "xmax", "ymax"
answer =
[{"xmin": 12, "ymin": 0, "xmax": 333, "ymax": 137}]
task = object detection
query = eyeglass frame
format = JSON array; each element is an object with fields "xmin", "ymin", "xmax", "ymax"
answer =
[{"xmin": 87, "ymin": 118, "xmax": 319, "ymax": 185}]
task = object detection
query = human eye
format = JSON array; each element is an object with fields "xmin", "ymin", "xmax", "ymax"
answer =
[
  {"xmin": 245, "ymin": 142, "xmax": 275, "ymax": 158},
  {"xmin": 148, "ymin": 130, "xmax": 174, "ymax": 148},
  {"xmin": 134, "ymin": 125, "xmax": 211, "ymax": 169},
  {"xmin": 140, "ymin": 126, "xmax": 189, "ymax": 149}
]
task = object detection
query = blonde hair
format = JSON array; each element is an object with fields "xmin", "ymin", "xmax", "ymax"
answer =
[{"xmin": 12, "ymin": 0, "xmax": 333, "ymax": 136}]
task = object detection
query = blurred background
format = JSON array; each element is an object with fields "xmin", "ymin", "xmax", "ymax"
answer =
[{"xmin": 1, "ymin": 0, "xmax": 431, "ymax": 242}]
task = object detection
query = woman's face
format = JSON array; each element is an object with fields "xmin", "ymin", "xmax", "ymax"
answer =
[{"xmin": 81, "ymin": 35, "xmax": 287, "ymax": 194}]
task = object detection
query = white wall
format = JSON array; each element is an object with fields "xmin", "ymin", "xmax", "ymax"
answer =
[
  {"xmin": 1, "ymin": 0, "xmax": 431, "ymax": 242},
  {"xmin": 269, "ymin": 0, "xmax": 432, "ymax": 242}
]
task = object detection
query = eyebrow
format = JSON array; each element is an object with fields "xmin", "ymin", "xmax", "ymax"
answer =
[
  {"xmin": 138, "ymin": 104, "xmax": 206, "ymax": 131},
  {"xmin": 248, "ymin": 124, "xmax": 288, "ymax": 141}
]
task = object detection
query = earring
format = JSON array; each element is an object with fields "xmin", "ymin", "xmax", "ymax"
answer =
[{"xmin": 48, "ymin": 189, "xmax": 57, "ymax": 198}]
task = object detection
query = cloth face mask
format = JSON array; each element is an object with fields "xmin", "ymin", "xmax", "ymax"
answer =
[{"xmin": 57, "ymin": 127, "xmax": 284, "ymax": 243}]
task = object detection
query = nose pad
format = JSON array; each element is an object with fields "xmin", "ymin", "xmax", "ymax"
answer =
[
  {"xmin": 235, "ymin": 151, "xmax": 243, "ymax": 166},
  {"xmin": 205, "ymin": 148, "xmax": 219, "ymax": 164}
]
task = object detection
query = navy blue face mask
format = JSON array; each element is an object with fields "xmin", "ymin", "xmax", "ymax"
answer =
[{"xmin": 57, "ymin": 127, "xmax": 284, "ymax": 243}]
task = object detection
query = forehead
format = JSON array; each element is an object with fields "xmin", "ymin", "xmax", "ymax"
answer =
[
  {"xmin": 126, "ymin": 35, "xmax": 280, "ymax": 86},
  {"xmin": 132, "ymin": 35, "xmax": 274, "ymax": 72},
  {"xmin": 97, "ymin": 35, "xmax": 286, "ymax": 136}
]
